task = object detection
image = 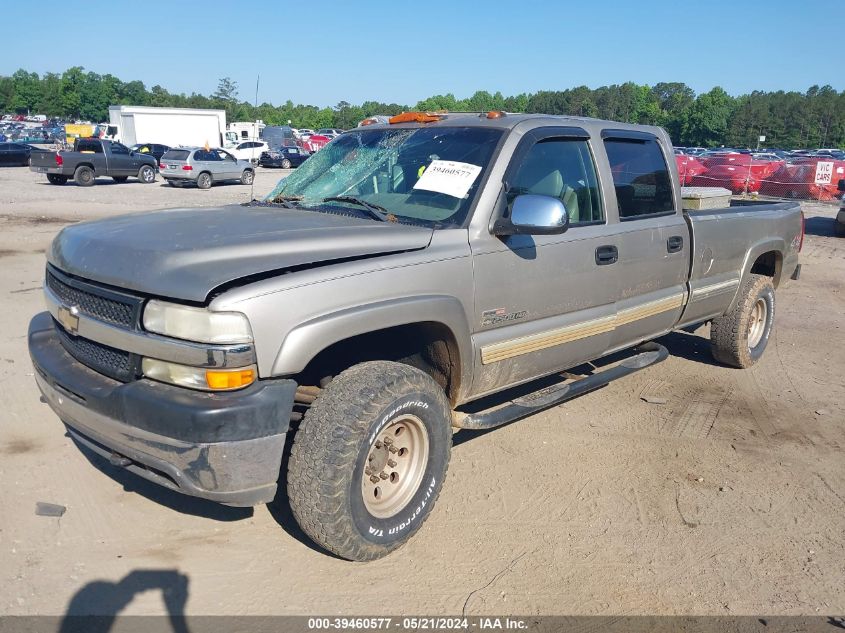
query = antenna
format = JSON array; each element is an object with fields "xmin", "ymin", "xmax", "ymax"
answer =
[{"xmin": 250, "ymin": 74, "xmax": 260, "ymax": 202}]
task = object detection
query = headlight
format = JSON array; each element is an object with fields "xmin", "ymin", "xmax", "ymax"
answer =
[
  {"xmin": 141, "ymin": 358, "xmax": 257, "ymax": 391},
  {"xmin": 143, "ymin": 300, "xmax": 253, "ymax": 344}
]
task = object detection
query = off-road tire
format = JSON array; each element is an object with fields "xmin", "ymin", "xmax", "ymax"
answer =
[
  {"xmin": 281, "ymin": 158, "xmax": 292, "ymax": 169},
  {"xmin": 240, "ymin": 169, "xmax": 254, "ymax": 185},
  {"xmin": 710, "ymin": 273, "xmax": 775, "ymax": 368},
  {"xmin": 112, "ymin": 176, "xmax": 128, "ymax": 183},
  {"xmin": 46, "ymin": 174, "xmax": 67, "ymax": 185},
  {"xmin": 196, "ymin": 172, "xmax": 212, "ymax": 190},
  {"xmin": 138, "ymin": 165, "xmax": 156, "ymax": 184},
  {"xmin": 74, "ymin": 165, "xmax": 94, "ymax": 187},
  {"xmin": 287, "ymin": 361, "xmax": 452, "ymax": 561}
]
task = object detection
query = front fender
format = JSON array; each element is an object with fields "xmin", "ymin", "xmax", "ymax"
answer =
[{"xmin": 271, "ymin": 294, "xmax": 473, "ymax": 398}]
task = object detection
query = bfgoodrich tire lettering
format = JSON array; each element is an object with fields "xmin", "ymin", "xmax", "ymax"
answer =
[
  {"xmin": 710, "ymin": 273, "xmax": 775, "ymax": 368},
  {"xmin": 287, "ymin": 361, "xmax": 452, "ymax": 561}
]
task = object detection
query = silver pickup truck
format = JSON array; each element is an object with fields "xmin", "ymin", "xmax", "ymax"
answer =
[{"xmin": 28, "ymin": 113, "xmax": 803, "ymax": 561}]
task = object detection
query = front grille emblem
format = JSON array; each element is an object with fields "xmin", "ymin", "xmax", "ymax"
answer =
[{"xmin": 57, "ymin": 305, "xmax": 80, "ymax": 335}]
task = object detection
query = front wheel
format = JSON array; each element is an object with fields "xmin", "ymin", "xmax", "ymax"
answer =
[
  {"xmin": 138, "ymin": 165, "xmax": 156, "ymax": 184},
  {"xmin": 710, "ymin": 273, "xmax": 775, "ymax": 368},
  {"xmin": 281, "ymin": 158, "xmax": 292, "ymax": 169},
  {"xmin": 287, "ymin": 361, "xmax": 452, "ymax": 561},
  {"xmin": 240, "ymin": 169, "xmax": 254, "ymax": 185}
]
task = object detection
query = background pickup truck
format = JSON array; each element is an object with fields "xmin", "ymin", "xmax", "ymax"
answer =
[
  {"xmin": 30, "ymin": 138, "xmax": 158, "ymax": 186},
  {"xmin": 28, "ymin": 112, "xmax": 803, "ymax": 562}
]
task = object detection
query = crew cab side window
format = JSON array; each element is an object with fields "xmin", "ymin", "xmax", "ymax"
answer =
[
  {"xmin": 507, "ymin": 139, "xmax": 603, "ymax": 225},
  {"xmin": 603, "ymin": 138, "xmax": 674, "ymax": 219}
]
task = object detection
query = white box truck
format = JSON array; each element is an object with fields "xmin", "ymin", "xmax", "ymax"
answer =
[{"xmin": 105, "ymin": 106, "xmax": 227, "ymax": 148}]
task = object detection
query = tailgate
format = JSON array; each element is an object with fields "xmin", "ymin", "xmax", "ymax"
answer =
[{"xmin": 30, "ymin": 151, "xmax": 59, "ymax": 169}]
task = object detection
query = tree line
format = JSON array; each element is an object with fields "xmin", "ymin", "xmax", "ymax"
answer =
[{"xmin": 1, "ymin": 67, "xmax": 843, "ymax": 149}]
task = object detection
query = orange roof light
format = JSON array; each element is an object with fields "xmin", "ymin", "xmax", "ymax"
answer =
[
  {"xmin": 389, "ymin": 112, "xmax": 442, "ymax": 124},
  {"xmin": 486, "ymin": 110, "xmax": 506, "ymax": 119}
]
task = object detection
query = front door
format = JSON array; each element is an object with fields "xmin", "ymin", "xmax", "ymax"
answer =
[{"xmin": 468, "ymin": 127, "xmax": 619, "ymax": 399}]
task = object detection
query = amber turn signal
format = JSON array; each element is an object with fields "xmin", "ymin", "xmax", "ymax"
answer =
[{"xmin": 206, "ymin": 368, "xmax": 256, "ymax": 390}]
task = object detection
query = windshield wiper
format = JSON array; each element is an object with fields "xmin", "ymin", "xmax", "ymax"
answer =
[
  {"xmin": 321, "ymin": 196, "xmax": 394, "ymax": 222},
  {"xmin": 271, "ymin": 194, "xmax": 305, "ymax": 209}
]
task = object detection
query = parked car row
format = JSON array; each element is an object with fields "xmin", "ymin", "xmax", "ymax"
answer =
[{"xmin": 676, "ymin": 150, "xmax": 845, "ymax": 200}]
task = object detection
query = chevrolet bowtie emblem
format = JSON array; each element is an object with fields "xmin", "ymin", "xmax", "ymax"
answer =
[{"xmin": 57, "ymin": 305, "xmax": 80, "ymax": 335}]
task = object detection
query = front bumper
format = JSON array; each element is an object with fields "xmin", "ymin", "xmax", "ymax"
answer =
[{"xmin": 29, "ymin": 312, "xmax": 296, "ymax": 506}]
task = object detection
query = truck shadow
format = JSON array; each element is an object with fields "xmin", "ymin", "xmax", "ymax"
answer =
[
  {"xmin": 804, "ymin": 215, "xmax": 837, "ymax": 237},
  {"xmin": 58, "ymin": 569, "xmax": 190, "ymax": 633},
  {"xmin": 70, "ymin": 436, "xmax": 252, "ymax": 522},
  {"xmin": 264, "ymin": 429, "xmax": 345, "ymax": 559}
]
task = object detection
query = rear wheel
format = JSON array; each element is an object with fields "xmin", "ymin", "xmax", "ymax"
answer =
[
  {"xmin": 138, "ymin": 165, "xmax": 155, "ymax": 184},
  {"xmin": 287, "ymin": 361, "xmax": 452, "ymax": 561},
  {"xmin": 112, "ymin": 176, "xmax": 128, "ymax": 183},
  {"xmin": 240, "ymin": 169, "xmax": 254, "ymax": 185},
  {"xmin": 74, "ymin": 165, "xmax": 94, "ymax": 187},
  {"xmin": 710, "ymin": 273, "xmax": 775, "ymax": 368},
  {"xmin": 196, "ymin": 172, "xmax": 212, "ymax": 190},
  {"xmin": 46, "ymin": 174, "xmax": 68, "ymax": 185}
]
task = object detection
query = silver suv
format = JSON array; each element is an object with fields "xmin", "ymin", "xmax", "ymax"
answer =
[{"xmin": 160, "ymin": 147, "xmax": 255, "ymax": 189}]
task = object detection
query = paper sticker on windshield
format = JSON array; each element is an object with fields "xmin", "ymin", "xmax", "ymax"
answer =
[{"xmin": 413, "ymin": 160, "xmax": 482, "ymax": 199}]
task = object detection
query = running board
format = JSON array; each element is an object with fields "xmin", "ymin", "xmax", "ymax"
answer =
[{"xmin": 452, "ymin": 342, "xmax": 669, "ymax": 431}]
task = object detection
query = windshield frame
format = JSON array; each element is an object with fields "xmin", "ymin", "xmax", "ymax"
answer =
[{"xmin": 266, "ymin": 124, "xmax": 509, "ymax": 229}]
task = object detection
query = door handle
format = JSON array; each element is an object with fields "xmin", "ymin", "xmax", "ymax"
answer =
[
  {"xmin": 667, "ymin": 235, "xmax": 684, "ymax": 253},
  {"xmin": 595, "ymin": 245, "xmax": 618, "ymax": 266}
]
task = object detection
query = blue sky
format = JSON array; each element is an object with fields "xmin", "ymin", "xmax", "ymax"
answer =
[{"xmin": 1, "ymin": 0, "xmax": 839, "ymax": 107}]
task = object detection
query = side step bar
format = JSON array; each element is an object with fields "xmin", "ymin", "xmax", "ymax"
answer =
[{"xmin": 452, "ymin": 342, "xmax": 669, "ymax": 431}]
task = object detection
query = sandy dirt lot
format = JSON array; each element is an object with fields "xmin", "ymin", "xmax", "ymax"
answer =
[{"xmin": 0, "ymin": 164, "xmax": 843, "ymax": 617}]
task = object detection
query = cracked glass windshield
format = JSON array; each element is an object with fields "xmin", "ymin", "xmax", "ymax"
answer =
[{"xmin": 264, "ymin": 126, "xmax": 503, "ymax": 227}]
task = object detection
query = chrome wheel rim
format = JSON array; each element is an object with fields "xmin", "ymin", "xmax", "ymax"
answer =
[
  {"xmin": 362, "ymin": 414, "xmax": 429, "ymax": 519},
  {"xmin": 747, "ymin": 298, "xmax": 767, "ymax": 349}
]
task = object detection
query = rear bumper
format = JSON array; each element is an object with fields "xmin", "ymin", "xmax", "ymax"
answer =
[
  {"xmin": 29, "ymin": 312, "xmax": 296, "ymax": 507},
  {"xmin": 30, "ymin": 165, "xmax": 64, "ymax": 175}
]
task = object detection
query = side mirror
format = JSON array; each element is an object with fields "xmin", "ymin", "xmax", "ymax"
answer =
[
  {"xmin": 838, "ymin": 178, "xmax": 845, "ymax": 192},
  {"xmin": 492, "ymin": 194, "xmax": 570, "ymax": 236}
]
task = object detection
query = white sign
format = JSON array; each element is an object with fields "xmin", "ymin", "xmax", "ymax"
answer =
[
  {"xmin": 814, "ymin": 161, "xmax": 834, "ymax": 185},
  {"xmin": 759, "ymin": 135, "xmax": 766, "ymax": 142},
  {"xmin": 413, "ymin": 160, "xmax": 482, "ymax": 199}
]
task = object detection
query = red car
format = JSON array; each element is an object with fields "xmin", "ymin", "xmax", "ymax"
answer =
[
  {"xmin": 760, "ymin": 158, "xmax": 845, "ymax": 201},
  {"xmin": 675, "ymin": 155, "xmax": 707, "ymax": 185},
  {"xmin": 300, "ymin": 134, "xmax": 331, "ymax": 153}
]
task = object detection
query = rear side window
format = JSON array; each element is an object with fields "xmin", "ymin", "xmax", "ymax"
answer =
[
  {"xmin": 111, "ymin": 143, "xmax": 129, "ymax": 155},
  {"xmin": 76, "ymin": 140, "xmax": 103, "ymax": 153},
  {"xmin": 507, "ymin": 139, "xmax": 604, "ymax": 225},
  {"xmin": 162, "ymin": 149, "xmax": 190, "ymax": 161},
  {"xmin": 604, "ymin": 138, "xmax": 674, "ymax": 219}
]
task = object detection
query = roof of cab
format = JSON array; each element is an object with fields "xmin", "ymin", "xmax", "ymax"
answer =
[{"xmin": 359, "ymin": 112, "xmax": 667, "ymax": 138}]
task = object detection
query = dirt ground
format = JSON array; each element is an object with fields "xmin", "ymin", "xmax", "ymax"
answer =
[{"xmin": 0, "ymin": 164, "xmax": 843, "ymax": 617}]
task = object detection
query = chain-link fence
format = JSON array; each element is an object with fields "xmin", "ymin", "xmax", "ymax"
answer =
[{"xmin": 675, "ymin": 150, "xmax": 845, "ymax": 204}]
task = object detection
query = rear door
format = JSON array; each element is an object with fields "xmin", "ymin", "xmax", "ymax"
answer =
[
  {"xmin": 469, "ymin": 127, "xmax": 619, "ymax": 398},
  {"xmin": 600, "ymin": 130, "xmax": 689, "ymax": 353}
]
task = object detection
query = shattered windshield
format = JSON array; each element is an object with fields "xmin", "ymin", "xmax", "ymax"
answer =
[{"xmin": 264, "ymin": 126, "xmax": 503, "ymax": 227}]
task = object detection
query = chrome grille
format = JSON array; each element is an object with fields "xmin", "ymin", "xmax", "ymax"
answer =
[
  {"xmin": 46, "ymin": 269, "xmax": 138, "ymax": 328},
  {"xmin": 54, "ymin": 324, "xmax": 136, "ymax": 382}
]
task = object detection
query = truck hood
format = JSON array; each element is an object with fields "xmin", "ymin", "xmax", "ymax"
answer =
[{"xmin": 48, "ymin": 205, "xmax": 434, "ymax": 302}]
